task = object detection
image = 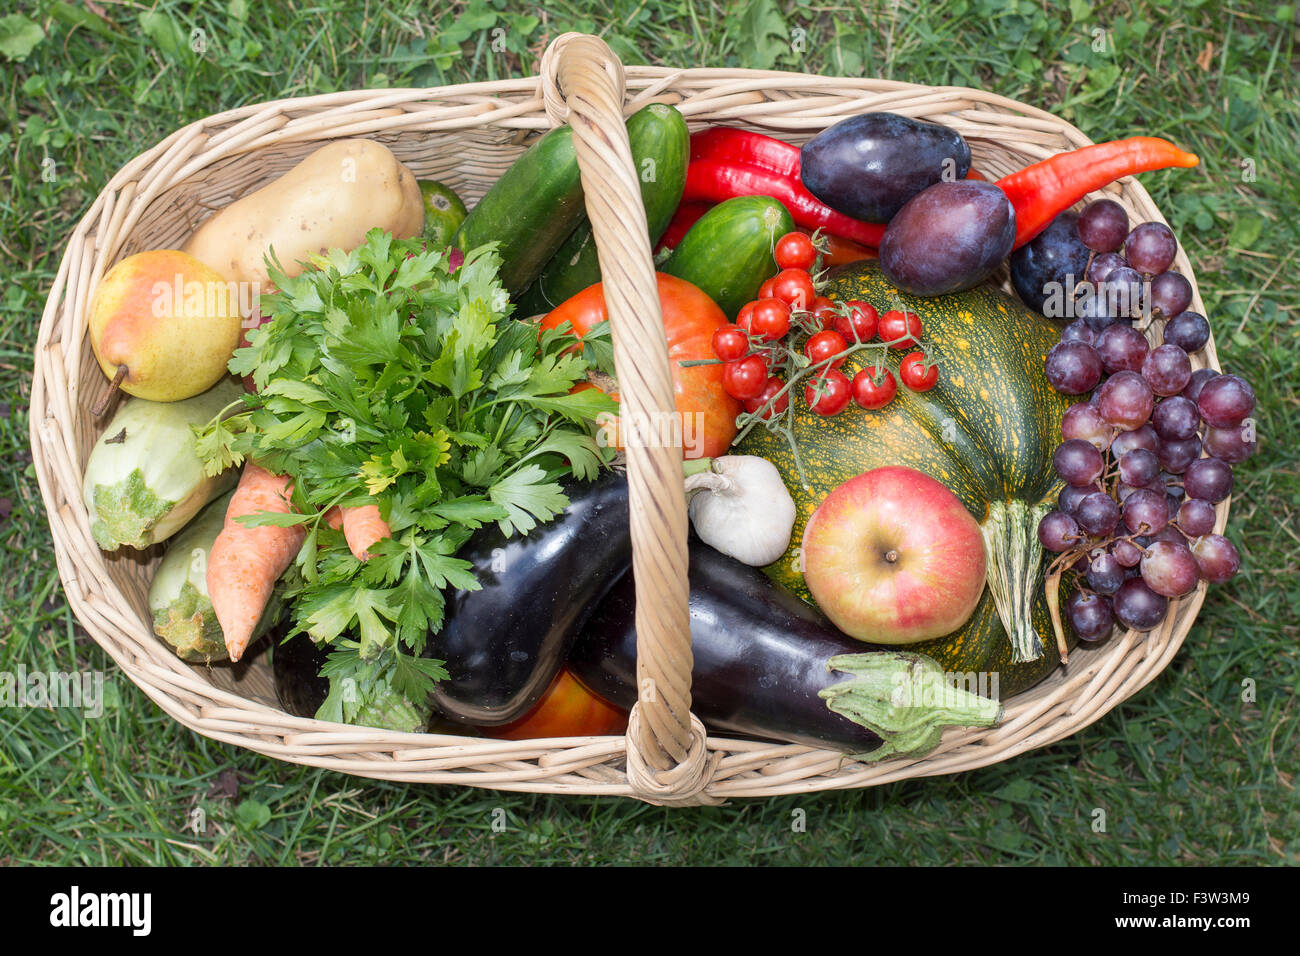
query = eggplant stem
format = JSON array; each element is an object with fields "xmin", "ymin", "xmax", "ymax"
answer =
[
  {"xmin": 820, "ymin": 652, "xmax": 1003, "ymax": 763},
  {"xmin": 981, "ymin": 499, "xmax": 1051, "ymax": 665}
]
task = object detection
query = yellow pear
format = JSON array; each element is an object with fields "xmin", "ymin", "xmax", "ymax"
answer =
[{"xmin": 88, "ymin": 250, "xmax": 244, "ymax": 406}]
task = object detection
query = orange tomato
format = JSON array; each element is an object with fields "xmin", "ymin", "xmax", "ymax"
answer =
[
  {"xmin": 490, "ymin": 668, "xmax": 628, "ymax": 740},
  {"xmin": 541, "ymin": 273, "xmax": 741, "ymax": 460}
]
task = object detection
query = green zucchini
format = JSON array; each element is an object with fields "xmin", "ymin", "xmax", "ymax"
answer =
[
  {"xmin": 661, "ymin": 196, "xmax": 795, "ymax": 319},
  {"xmin": 516, "ymin": 104, "xmax": 689, "ymax": 316},
  {"xmin": 452, "ymin": 124, "xmax": 585, "ymax": 296}
]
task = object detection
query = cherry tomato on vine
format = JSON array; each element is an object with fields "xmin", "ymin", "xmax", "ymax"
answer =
[
  {"xmin": 810, "ymin": 296, "xmax": 838, "ymax": 329},
  {"xmin": 770, "ymin": 268, "xmax": 816, "ymax": 312},
  {"xmin": 832, "ymin": 299, "xmax": 878, "ymax": 343},
  {"xmin": 722, "ymin": 353, "xmax": 768, "ymax": 401},
  {"xmin": 804, "ymin": 369, "xmax": 852, "ymax": 416},
  {"xmin": 749, "ymin": 297, "xmax": 792, "ymax": 341},
  {"xmin": 879, "ymin": 309, "xmax": 923, "ymax": 349},
  {"xmin": 735, "ymin": 301, "xmax": 757, "ymax": 336},
  {"xmin": 774, "ymin": 232, "xmax": 817, "ymax": 271},
  {"xmin": 711, "ymin": 325, "xmax": 749, "ymax": 362},
  {"xmin": 851, "ymin": 367, "xmax": 898, "ymax": 410},
  {"xmin": 804, "ymin": 329, "xmax": 849, "ymax": 369},
  {"xmin": 758, "ymin": 277, "xmax": 777, "ymax": 300},
  {"xmin": 743, "ymin": 376, "xmax": 790, "ymax": 419},
  {"xmin": 899, "ymin": 351, "xmax": 939, "ymax": 391}
]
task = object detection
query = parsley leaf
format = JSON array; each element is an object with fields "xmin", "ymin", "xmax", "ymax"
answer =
[
  {"xmin": 202, "ymin": 228, "xmax": 614, "ymax": 727},
  {"xmin": 488, "ymin": 464, "xmax": 570, "ymax": 537}
]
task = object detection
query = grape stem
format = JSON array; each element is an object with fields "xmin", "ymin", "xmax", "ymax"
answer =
[{"xmin": 1044, "ymin": 564, "xmax": 1069, "ymax": 663}]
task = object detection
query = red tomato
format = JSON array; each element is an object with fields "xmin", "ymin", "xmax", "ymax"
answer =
[
  {"xmin": 804, "ymin": 329, "xmax": 848, "ymax": 369},
  {"xmin": 775, "ymin": 232, "xmax": 817, "ymax": 271},
  {"xmin": 749, "ymin": 297, "xmax": 792, "ymax": 342},
  {"xmin": 711, "ymin": 325, "xmax": 748, "ymax": 362},
  {"xmin": 743, "ymin": 376, "xmax": 789, "ymax": 419},
  {"xmin": 804, "ymin": 369, "xmax": 852, "ymax": 416},
  {"xmin": 795, "ymin": 228, "xmax": 877, "ymax": 268},
  {"xmin": 723, "ymin": 354, "xmax": 768, "ymax": 400},
  {"xmin": 851, "ymin": 367, "xmax": 898, "ymax": 410},
  {"xmin": 832, "ymin": 299, "xmax": 878, "ymax": 343},
  {"xmin": 491, "ymin": 668, "xmax": 628, "ymax": 740},
  {"xmin": 899, "ymin": 351, "xmax": 939, "ymax": 391},
  {"xmin": 758, "ymin": 277, "xmax": 777, "ymax": 300},
  {"xmin": 810, "ymin": 295, "xmax": 838, "ymax": 329},
  {"xmin": 879, "ymin": 309, "xmax": 923, "ymax": 349},
  {"xmin": 736, "ymin": 301, "xmax": 757, "ymax": 336},
  {"xmin": 541, "ymin": 273, "xmax": 742, "ymax": 459},
  {"xmin": 770, "ymin": 268, "xmax": 816, "ymax": 312}
]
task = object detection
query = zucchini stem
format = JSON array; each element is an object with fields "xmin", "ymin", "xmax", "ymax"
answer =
[
  {"xmin": 981, "ymin": 499, "xmax": 1051, "ymax": 665},
  {"xmin": 821, "ymin": 652, "xmax": 1003, "ymax": 763}
]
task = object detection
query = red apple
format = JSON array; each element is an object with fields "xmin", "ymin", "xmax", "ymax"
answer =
[{"xmin": 801, "ymin": 465, "xmax": 986, "ymax": 643}]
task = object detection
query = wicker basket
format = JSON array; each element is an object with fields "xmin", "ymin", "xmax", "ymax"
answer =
[{"xmin": 31, "ymin": 34, "xmax": 1224, "ymax": 805}]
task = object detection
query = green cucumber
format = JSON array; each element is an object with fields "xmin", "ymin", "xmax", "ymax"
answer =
[
  {"xmin": 516, "ymin": 104, "xmax": 689, "ymax": 316},
  {"xmin": 661, "ymin": 196, "xmax": 796, "ymax": 319},
  {"xmin": 452, "ymin": 124, "xmax": 585, "ymax": 296}
]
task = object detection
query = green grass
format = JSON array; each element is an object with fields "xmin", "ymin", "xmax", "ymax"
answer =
[{"xmin": 1, "ymin": 0, "xmax": 1297, "ymax": 865}]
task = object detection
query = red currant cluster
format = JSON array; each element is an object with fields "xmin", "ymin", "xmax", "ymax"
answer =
[{"xmin": 710, "ymin": 232, "xmax": 940, "ymax": 423}]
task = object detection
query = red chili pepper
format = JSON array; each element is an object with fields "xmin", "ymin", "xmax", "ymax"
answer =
[
  {"xmin": 797, "ymin": 227, "xmax": 876, "ymax": 267},
  {"xmin": 683, "ymin": 159, "xmax": 887, "ymax": 248},
  {"xmin": 690, "ymin": 127, "xmax": 800, "ymax": 176},
  {"xmin": 656, "ymin": 201, "xmax": 713, "ymax": 253},
  {"xmin": 998, "ymin": 137, "xmax": 1199, "ymax": 249}
]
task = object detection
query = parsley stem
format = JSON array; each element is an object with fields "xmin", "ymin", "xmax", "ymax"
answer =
[{"xmin": 493, "ymin": 402, "xmax": 517, "ymax": 446}]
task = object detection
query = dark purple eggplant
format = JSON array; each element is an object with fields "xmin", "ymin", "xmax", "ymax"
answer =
[
  {"xmin": 568, "ymin": 537, "xmax": 1002, "ymax": 758},
  {"xmin": 800, "ymin": 113, "xmax": 971, "ymax": 223},
  {"xmin": 273, "ymin": 631, "xmax": 331, "ymax": 719},
  {"xmin": 422, "ymin": 468, "xmax": 633, "ymax": 726}
]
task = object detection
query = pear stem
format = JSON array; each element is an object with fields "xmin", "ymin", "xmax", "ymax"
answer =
[{"xmin": 91, "ymin": 365, "xmax": 127, "ymax": 418}]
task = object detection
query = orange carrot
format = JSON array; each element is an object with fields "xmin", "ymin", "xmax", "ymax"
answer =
[
  {"xmin": 208, "ymin": 462, "xmax": 306, "ymax": 662},
  {"xmin": 324, "ymin": 504, "xmax": 390, "ymax": 561},
  {"xmin": 341, "ymin": 504, "xmax": 389, "ymax": 561}
]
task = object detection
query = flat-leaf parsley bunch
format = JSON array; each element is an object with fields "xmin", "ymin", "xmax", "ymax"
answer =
[{"xmin": 200, "ymin": 229, "xmax": 618, "ymax": 722}]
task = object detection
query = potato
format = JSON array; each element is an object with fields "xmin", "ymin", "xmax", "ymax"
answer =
[{"xmin": 184, "ymin": 139, "xmax": 424, "ymax": 288}]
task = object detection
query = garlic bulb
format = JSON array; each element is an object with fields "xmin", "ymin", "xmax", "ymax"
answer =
[{"xmin": 686, "ymin": 455, "xmax": 796, "ymax": 567}]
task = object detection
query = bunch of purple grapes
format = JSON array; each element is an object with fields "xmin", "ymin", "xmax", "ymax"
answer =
[{"xmin": 1034, "ymin": 200, "xmax": 1254, "ymax": 641}]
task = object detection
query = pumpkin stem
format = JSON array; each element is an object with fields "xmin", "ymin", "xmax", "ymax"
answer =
[
  {"xmin": 981, "ymin": 499, "xmax": 1051, "ymax": 665},
  {"xmin": 821, "ymin": 652, "xmax": 1003, "ymax": 763}
]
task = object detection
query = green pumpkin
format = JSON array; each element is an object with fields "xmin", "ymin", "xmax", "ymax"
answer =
[{"xmin": 739, "ymin": 261, "xmax": 1076, "ymax": 698}]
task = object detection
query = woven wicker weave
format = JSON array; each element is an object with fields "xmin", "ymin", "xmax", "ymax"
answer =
[{"xmin": 31, "ymin": 35, "xmax": 1224, "ymax": 804}]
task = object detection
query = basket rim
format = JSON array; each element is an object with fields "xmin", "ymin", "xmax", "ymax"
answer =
[{"xmin": 28, "ymin": 66, "xmax": 1223, "ymax": 802}]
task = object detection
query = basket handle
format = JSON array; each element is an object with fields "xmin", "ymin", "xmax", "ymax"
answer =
[{"xmin": 539, "ymin": 35, "xmax": 720, "ymax": 805}]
